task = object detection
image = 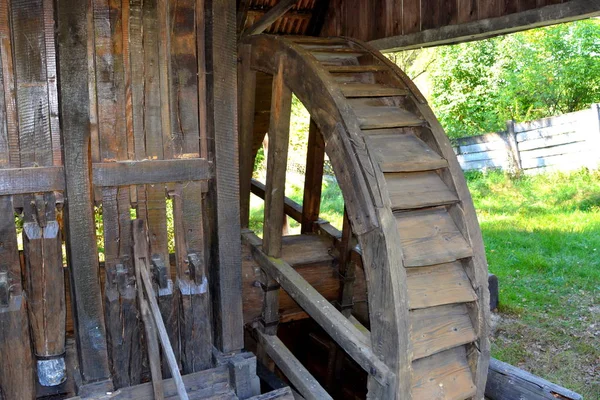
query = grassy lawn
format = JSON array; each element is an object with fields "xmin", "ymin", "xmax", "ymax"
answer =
[
  {"xmin": 468, "ymin": 169, "xmax": 600, "ymax": 398},
  {"xmin": 250, "ymin": 168, "xmax": 600, "ymax": 397}
]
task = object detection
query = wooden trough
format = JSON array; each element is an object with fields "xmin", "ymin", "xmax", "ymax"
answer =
[{"xmin": 0, "ymin": 0, "xmax": 594, "ymax": 399}]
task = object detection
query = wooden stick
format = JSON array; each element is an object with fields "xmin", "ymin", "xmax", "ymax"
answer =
[{"xmin": 133, "ymin": 219, "xmax": 189, "ymax": 400}]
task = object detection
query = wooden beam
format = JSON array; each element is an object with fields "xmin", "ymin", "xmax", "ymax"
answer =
[
  {"xmin": 209, "ymin": 0, "xmax": 245, "ymax": 354},
  {"xmin": 243, "ymin": 231, "xmax": 392, "ymax": 387},
  {"xmin": 301, "ymin": 121, "xmax": 325, "ymax": 234},
  {"xmin": 0, "ymin": 166, "xmax": 64, "ymax": 195},
  {"xmin": 255, "ymin": 330, "xmax": 332, "ymax": 400},
  {"xmin": 485, "ymin": 358, "xmax": 583, "ymax": 400},
  {"xmin": 243, "ymin": 0, "xmax": 298, "ymax": 36},
  {"xmin": 248, "ymin": 387, "xmax": 295, "ymax": 400},
  {"xmin": 251, "ymin": 179, "xmax": 302, "ymax": 222},
  {"xmin": 92, "ymin": 158, "xmax": 212, "ymax": 187},
  {"xmin": 370, "ymin": 0, "xmax": 600, "ymax": 52},
  {"xmin": 56, "ymin": 0, "xmax": 111, "ymax": 385},
  {"xmin": 70, "ymin": 366, "xmax": 231, "ymax": 400}
]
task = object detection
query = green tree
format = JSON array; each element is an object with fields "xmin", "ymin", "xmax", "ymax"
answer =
[{"xmin": 425, "ymin": 19, "xmax": 600, "ymax": 138}]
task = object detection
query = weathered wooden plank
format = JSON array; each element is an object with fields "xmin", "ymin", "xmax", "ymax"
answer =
[
  {"xmin": 406, "ymin": 262, "xmax": 478, "ymax": 310},
  {"xmin": 57, "ymin": 0, "xmax": 112, "ymax": 384},
  {"xmin": 239, "ymin": 43, "xmax": 257, "ymax": 229},
  {"xmin": 457, "ymin": 0, "xmax": 478, "ymax": 23},
  {"xmin": 371, "ymin": 0, "xmax": 600, "ymax": 51},
  {"xmin": 172, "ymin": 182, "xmax": 213, "ymax": 373},
  {"xmin": 458, "ymin": 148, "xmax": 509, "ymax": 163},
  {"xmin": 0, "ymin": 0, "xmax": 19, "ymax": 168},
  {"xmin": 255, "ymin": 330, "xmax": 332, "ymax": 400},
  {"xmin": 520, "ymin": 140, "xmax": 588, "ymax": 160},
  {"xmin": 516, "ymin": 122, "xmax": 581, "ymax": 143},
  {"xmin": 263, "ymin": 62, "xmax": 291, "ymax": 259},
  {"xmin": 23, "ymin": 192, "xmax": 66, "ymax": 386},
  {"xmin": 101, "ymin": 187, "xmax": 142, "ymax": 389},
  {"xmin": 12, "ymin": 0, "xmax": 52, "ymax": 168},
  {"xmin": 396, "ymin": 207, "xmax": 473, "ymax": 267},
  {"xmin": 411, "ymin": 346, "xmax": 476, "ymax": 399},
  {"xmin": 0, "ymin": 195, "xmax": 35, "ymax": 399},
  {"xmin": 243, "ymin": 231, "xmax": 392, "ymax": 387},
  {"xmin": 301, "ymin": 121, "xmax": 325, "ymax": 234},
  {"xmin": 247, "ymin": 387, "xmax": 295, "ymax": 400},
  {"xmin": 485, "ymin": 357, "xmax": 583, "ymax": 400},
  {"xmin": 521, "ymin": 149, "xmax": 596, "ymax": 170},
  {"xmin": 92, "ymin": 159, "xmax": 211, "ymax": 186},
  {"xmin": 209, "ymin": 0, "xmax": 244, "ymax": 353},
  {"xmin": 0, "ymin": 166, "xmax": 65, "ymax": 195},
  {"xmin": 365, "ymin": 131, "xmax": 448, "ymax": 172},
  {"xmin": 353, "ymin": 106, "xmax": 423, "ymax": 129},
  {"xmin": 457, "ymin": 138, "xmax": 507, "ymax": 154},
  {"xmin": 385, "ymin": 171, "xmax": 459, "ymax": 210},
  {"xmin": 410, "ymin": 303, "xmax": 478, "ymax": 360}
]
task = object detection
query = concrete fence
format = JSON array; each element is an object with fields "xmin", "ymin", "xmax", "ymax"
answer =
[{"xmin": 454, "ymin": 104, "xmax": 600, "ymax": 174}]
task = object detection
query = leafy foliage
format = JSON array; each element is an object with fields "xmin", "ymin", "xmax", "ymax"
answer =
[{"xmin": 424, "ymin": 19, "xmax": 600, "ymax": 138}]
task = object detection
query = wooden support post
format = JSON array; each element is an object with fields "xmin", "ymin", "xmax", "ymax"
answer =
[
  {"xmin": 171, "ymin": 183, "xmax": 213, "ymax": 374},
  {"xmin": 58, "ymin": 0, "xmax": 112, "ymax": 388},
  {"xmin": 208, "ymin": 0, "xmax": 244, "ymax": 354},
  {"xmin": 505, "ymin": 120, "xmax": 522, "ymax": 173},
  {"xmin": 301, "ymin": 120, "xmax": 325, "ymax": 234},
  {"xmin": 336, "ymin": 209, "xmax": 356, "ymax": 317},
  {"xmin": 23, "ymin": 193, "xmax": 67, "ymax": 387},
  {"xmin": 257, "ymin": 61, "xmax": 292, "ymax": 368},
  {"xmin": 0, "ymin": 196, "xmax": 35, "ymax": 400},
  {"xmin": 239, "ymin": 43, "xmax": 257, "ymax": 229},
  {"xmin": 213, "ymin": 351, "xmax": 261, "ymax": 399}
]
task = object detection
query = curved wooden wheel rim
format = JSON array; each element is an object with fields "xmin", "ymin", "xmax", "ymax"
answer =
[{"xmin": 240, "ymin": 34, "xmax": 491, "ymax": 399}]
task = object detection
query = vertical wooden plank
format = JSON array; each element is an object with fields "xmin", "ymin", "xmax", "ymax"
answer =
[
  {"xmin": 441, "ymin": 0, "xmax": 459, "ymax": 27},
  {"xmin": 208, "ymin": 0, "xmax": 244, "ymax": 353},
  {"xmin": 129, "ymin": 0, "xmax": 145, "ymax": 161},
  {"xmin": 0, "ymin": 0, "xmax": 19, "ymax": 168},
  {"xmin": 101, "ymin": 187, "xmax": 142, "ymax": 389},
  {"xmin": 0, "ymin": 196, "xmax": 35, "ymax": 400},
  {"xmin": 479, "ymin": 0, "xmax": 502, "ymax": 18},
  {"xmin": 238, "ymin": 43, "xmax": 257, "ymax": 229},
  {"xmin": 301, "ymin": 120, "xmax": 324, "ymax": 234},
  {"xmin": 12, "ymin": 0, "xmax": 52, "ymax": 168},
  {"xmin": 169, "ymin": 0, "xmax": 200, "ymax": 158},
  {"xmin": 22, "ymin": 192, "xmax": 66, "ymax": 386},
  {"xmin": 403, "ymin": 0, "xmax": 421, "ymax": 34},
  {"xmin": 457, "ymin": 0, "xmax": 478, "ymax": 23},
  {"xmin": 263, "ymin": 63, "xmax": 291, "ymax": 259},
  {"xmin": 172, "ymin": 183, "xmax": 214, "ymax": 373},
  {"xmin": 57, "ymin": 0, "xmax": 112, "ymax": 384},
  {"xmin": 502, "ymin": 0, "xmax": 519, "ymax": 15},
  {"xmin": 421, "ymin": 0, "xmax": 441, "ymax": 30},
  {"xmin": 158, "ymin": 0, "xmax": 173, "ymax": 160}
]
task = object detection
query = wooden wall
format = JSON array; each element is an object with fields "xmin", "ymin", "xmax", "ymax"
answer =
[{"xmin": 321, "ymin": 0, "xmax": 570, "ymax": 42}]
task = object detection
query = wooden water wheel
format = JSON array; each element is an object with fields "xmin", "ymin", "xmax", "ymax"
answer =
[{"xmin": 239, "ymin": 35, "xmax": 491, "ymax": 400}]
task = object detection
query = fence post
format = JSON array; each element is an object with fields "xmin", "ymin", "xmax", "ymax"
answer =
[
  {"xmin": 505, "ymin": 120, "xmax": 522, "ymax": 173},
  {"xmin": 590, "ymin": 104, "xmax": 600, "ymax": 171}
]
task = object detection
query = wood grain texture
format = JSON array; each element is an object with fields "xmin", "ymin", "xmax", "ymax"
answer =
[
  {"xmin": 209, "ymin": 0, "xmax": 244, "ymax": 353},
  {"xmin": 385, "ymin": 171, "xmax": 459, "ymax": 210},
  {"xmin": 411, "ymin": 346, "xmax": 476, "ymax": 400},
  {"xmin": 0, "ymin": 196, "xmax": 35, "ymax": 399},
  {"xmin": 301, "ymin": 121, "xmax": 325, "ymax": 234},
  {"xmin": 396, "ymin": 207, "xmax": 473, "ymax": 267},
  {"xmin": 406, "ymin": 262, "xmax": 478, "ymax": 310},
  {"xmin": 57, "ymin": 0, "xmax": 111, "ymax": 383}
]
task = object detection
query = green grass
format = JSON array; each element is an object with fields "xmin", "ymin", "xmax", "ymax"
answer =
[{"xmin": 249, "ymin": 168, "xmax": 600, "ymax": 397}]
